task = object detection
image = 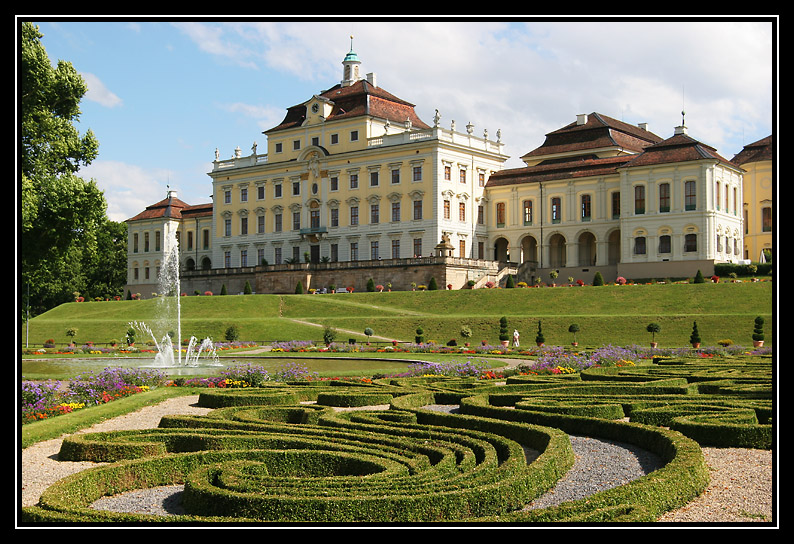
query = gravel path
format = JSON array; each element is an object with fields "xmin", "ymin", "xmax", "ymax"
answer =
[{"xmin": 20, "ymin": 396, "xmax": 774, "ymax": 524}]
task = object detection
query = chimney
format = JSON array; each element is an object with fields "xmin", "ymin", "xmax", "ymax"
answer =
[
  {"xmin": 366, "ymin": 72, "xmax": 377, "ymax": 87},
  {"xmin": 576, "ymin": 113, "xmax": 588, "ymax": 125},
  {"xmin": 637, "ymin": 122, "xmax": 649, "ymax": 131}
]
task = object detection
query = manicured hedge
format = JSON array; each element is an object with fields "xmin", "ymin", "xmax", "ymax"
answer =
[{"xmin": 21, "ymin": 355, "xmax": 772, "ymax": 524}]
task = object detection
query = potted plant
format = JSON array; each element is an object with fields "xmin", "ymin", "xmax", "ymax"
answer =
[
  {"xmin": 568, "ymin": 323, "xmax": 580, "ymax": 347},
  {"xmin": 415, "ymin": 327, "xmax": 424, "ymax": 344},
  {"xmin": 460, "ymin": 326, "xmax": 472, "ymax": 347},
  {"xmin": 499, "ymin": 317, "xmax": 510, "ymax": 347},
  {"xmin": 689, "ymin": 321, "xmax": 701, "ymax": 349},
  {"xmin": 549, "ymin": 270, "xmax": 558, "ymax": 287},
  {"xmin": 752, "ymin": 316, "xmax": 765, "ymax": 347},
  {"xmin": 646, "ymin": 322, "xmax": 661, "ymax": 348},
  {"xmin": 364, "ymin": 327, "xmax": 374, "ymax": 345},
  {"xmin": 535, "ymin": 320, "xmax": 545, "ymax": 347}
]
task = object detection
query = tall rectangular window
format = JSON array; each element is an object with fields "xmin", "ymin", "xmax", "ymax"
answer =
[
  {"xmin": 292, "ymin": 212, "xmax": 300, "ymax": 230},
  {"xmin": 370, "ymin": 241, "xmax": 379, "ymax": 260},
  {"xmin": 350, "ymin": 242, "xmax": 358, "ymax": 261},
  {"xmin": 634, "ymin": 186, "xmax": 645, "ymax": 214},
  {"xmin": 392, "ymin": 202, "xmax": 401, "ymax": 222},
  {"xmin": 391, "ymin": 239, "xmax": 400, "ymax": 259},
  {"xmin": 274, "ymin": 214, "xmax": 282, "ymax": 232},
  {"xmin": 413, "ymin": 200, "xmax": 422, "ymax": 220},
  {"xmin": 612, "ymin": 192, "xmax": 620, "ymax": 218},
  {"xmin": 413, "ymin": 238, "xmax": 422, "ymax": 257},
  {"xmin": 350, "ymin": 206, "xmax": 359, "ymax": 226},
  {"xmin": 496, "ymin": 202, "xmax": 506, "ymax": 226},
  {"xmin": 581, "ymin": 194, "xmax": 591, "ymax": 221},
  {"xmin": 523, "ymin": 200, "xmax": 532, "ymax": 225},
  {"xmin": 551, "ymin": 198, "xmax": 561, "ymax": 223},
  {"xmin": 659, "ymin": 183, "xmax": 670, "ymax": 212},
  {"xmin": 444, "ymin": 200, "xmax": 450, "ymax": 220},
  {"xmin": 459, "ymin": 202, "xmax": 466, "ymax": 221},
  {"xmin": 370, "ymin": 204, "xmax": 379, "ymax": 224},
  {"xmin": 685, "ymin": 181, "xmax": 696, "ymax": 210},
  {"xmin": 330, "ymin": 208, "xmax": 339, "ymax": 227}
]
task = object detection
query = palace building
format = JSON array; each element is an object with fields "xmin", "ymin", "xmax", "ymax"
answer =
[{"xmin": 124, "ymin": 44, "xmax": 767, "ymax": 297}]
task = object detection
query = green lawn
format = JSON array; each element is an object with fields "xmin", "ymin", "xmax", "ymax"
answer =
[{"xmin": 22, "ymin": 281, "xmax": 774, "ymax": 349}]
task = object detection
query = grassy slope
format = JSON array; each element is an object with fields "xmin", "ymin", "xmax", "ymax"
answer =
[{"xmin": 23, "ymin": 282, "xmax": 774, "ymax": 349}]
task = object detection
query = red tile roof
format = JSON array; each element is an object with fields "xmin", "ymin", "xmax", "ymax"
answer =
[
  {"xmin": 266, "ymin": 79, "xmax": 430, "ymax": 134},
  {"xmin": 486, "ymin": 155, "xmax": 633, "ymax": 188},
  {"xmin": 126, "ymin": 195, "xmax": 212, "ymax": 222},
  {"xmin": 731, "ymin": 135, "xmax": 773, "ymax": 166},
  {"xmin": 521, "ymin": 112, "xmax": 663, "ymax": 161},
  {"xmin": 619, "ymin": 131, "xmax": 737, "ymax": 169}
]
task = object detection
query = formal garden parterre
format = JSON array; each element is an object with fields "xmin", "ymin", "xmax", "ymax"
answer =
[{"xmin": 20, "ymin": 348, "xmax": 773, "ymax": 524}]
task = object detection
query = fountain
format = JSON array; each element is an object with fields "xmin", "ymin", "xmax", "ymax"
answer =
[{"xmin": 131, "ymin": 218, "xmax": 221, "ymax": 368}]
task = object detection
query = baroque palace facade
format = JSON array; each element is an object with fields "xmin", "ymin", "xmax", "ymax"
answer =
[{"xmin": 125, "ymin": 45, "xmax": 770, "ymax": 297}]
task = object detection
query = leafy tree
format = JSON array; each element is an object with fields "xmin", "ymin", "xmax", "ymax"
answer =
[{"xmin": 21, "ymin": 22, "xmax": 108, "ymax": 315}]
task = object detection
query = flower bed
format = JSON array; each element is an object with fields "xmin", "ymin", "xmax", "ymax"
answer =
[{"xmin": 21, "ymin": 367, "xmax": 167, "ymax": 423}]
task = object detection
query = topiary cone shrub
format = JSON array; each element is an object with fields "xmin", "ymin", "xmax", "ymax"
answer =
[
  {"xmin": 535, "ymin": 320, "xmax": 545, "ymax": 347},
  {"xmin": 689, "ymin": 321, "xmax": 701, "ymax": 348},
  {"xmin": 752, "ymin": 316, "xmax": 765, "ymax": 347}
]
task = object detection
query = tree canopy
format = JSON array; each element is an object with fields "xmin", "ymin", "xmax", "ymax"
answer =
[{"xmin": 20, "ymin": 22, "xmax": 126, "ymax": 316}]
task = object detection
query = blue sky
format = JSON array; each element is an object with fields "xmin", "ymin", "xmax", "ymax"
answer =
[{"xmin": 23, "ymin": 17, "xmax": 776, "ymax": 223}]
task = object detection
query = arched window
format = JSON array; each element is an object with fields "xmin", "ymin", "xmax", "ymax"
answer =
[{"xmin": 684, "ymin": 233, "xmax": 697, "ymax": 252}]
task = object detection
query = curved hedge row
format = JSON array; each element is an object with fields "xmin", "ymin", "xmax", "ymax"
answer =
[{"xmin": 21, "ymin": 355, "xmax": 772, "ymax": 524}]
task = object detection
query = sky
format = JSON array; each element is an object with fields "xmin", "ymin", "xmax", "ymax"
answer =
[{"xmin": 21, "ymin": 17, "xmax": 776, "ymax": 223}]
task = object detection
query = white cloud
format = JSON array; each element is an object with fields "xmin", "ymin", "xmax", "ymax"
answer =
[
  {"xmin": 80, "ymin": 161, "xmax": 174, "ymax": 222},
  {"xmin": 81, "ymin": 72, "xmax": 123, "ymax": 108}
]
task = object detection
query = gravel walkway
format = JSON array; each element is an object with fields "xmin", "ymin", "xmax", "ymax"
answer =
[{"xmin": 20, "ymin": 396, "xmax": 774, "ymax": 524}]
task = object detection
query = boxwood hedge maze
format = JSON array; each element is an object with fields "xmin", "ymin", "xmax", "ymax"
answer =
[{"xmin": 22, "ymin": 355, "xmax": 773, "ymax": 524}]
